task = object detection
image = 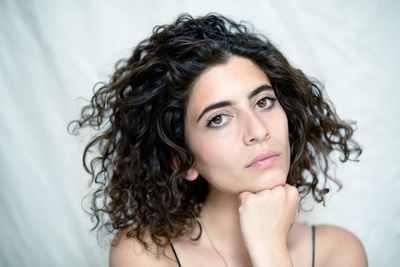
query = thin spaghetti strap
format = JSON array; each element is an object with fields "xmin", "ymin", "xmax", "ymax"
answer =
[
  {"xmin": 170, "ymin": 242, "xmax": 182, "ymax": 267},
  {"xmin": 311, "ymin": 225, "xmax": 316, "ymax": 267}
]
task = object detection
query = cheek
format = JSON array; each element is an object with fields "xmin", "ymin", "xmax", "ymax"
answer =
[
  {"xmin": 188, "ymin": 132, "xmax": 241, "ymax": 179},
  {"xmin": 192, "ymin": 135, "xmax": 238, "ymax": 165},
  {"xmin": 271, "ymin": 109, "xmax": 289, "ymax": 139},
  {"xmin": 281, "ymin": 117, "xmax": 291, "ymax": 167},
  {"xmin": 271, "ymin": 111, "xmax": 290, "ymax": 161}
]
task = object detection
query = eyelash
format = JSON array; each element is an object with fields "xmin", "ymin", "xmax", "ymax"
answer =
[
  {"xmin": 255, "ymin": 96, "xmax": 276, "ymax": 110},
  {"xmin": 206, "ymin": 112, "xmax": 231, "ymax": 128},
  {"xmin": 206, "ymin": 96, "xmax": 276, "ymax": 129}
]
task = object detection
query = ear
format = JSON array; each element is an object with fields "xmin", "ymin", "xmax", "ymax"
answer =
[
  {"xmin": 184, "ymin": 165, "xmax": 199, "ymax": 181},
  {"xmin": 170, "ymin": 155, "xmax": 199, "ymax": 181}
]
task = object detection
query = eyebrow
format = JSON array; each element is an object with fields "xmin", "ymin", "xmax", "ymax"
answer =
[{"xmin": 196, "ymin": 84, "xmax": 273, "ymax": 123}]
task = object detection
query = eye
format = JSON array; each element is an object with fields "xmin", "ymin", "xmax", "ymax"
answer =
[
  {"xmin": 206, "ymin": 114, "xmax": 230, "ymax": 128},
  {"xmin": 256, "ymin": 96, "xmax": 275, "ymax": 110}
]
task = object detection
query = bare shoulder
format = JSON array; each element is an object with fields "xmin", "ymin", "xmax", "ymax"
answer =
[
  {"xmin": 109, "ymin": 228, "xmax": 176, "ymax": 267},
  {"xmin": 316, "ymin": 224, "xmax": 368, "ymax": 267}
]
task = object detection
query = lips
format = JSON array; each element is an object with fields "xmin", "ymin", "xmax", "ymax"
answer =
[{"xmin": 245, "ymin": 151, "xmax": 280, "ymax": 169}]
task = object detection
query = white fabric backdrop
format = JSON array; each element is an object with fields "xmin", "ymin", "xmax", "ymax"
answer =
[{"xmin": 1, "ymin": 0, "xmax": 399, "ymax": 266}]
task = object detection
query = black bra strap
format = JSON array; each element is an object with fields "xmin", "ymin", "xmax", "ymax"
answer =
[
  {"xmin": 311, "ymin": 225, "xmax": 316, "ymax": 267},
  {"xmin": 170, "ymin": 242, "xmax": 182, "ymax": 267}
]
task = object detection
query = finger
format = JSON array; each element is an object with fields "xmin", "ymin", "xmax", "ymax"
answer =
[
  {"xmin": 284, "ymin": 183, "xmax": 300, "ymax": 199},
  {"xmin": 270, "ymin": 184, "xmax": 285, "ymax": 199},
  {"xmin": 238, "ymin": 191, "xmax": 254, "ymax": 205},
  {"xmin": 294, "ymin": 206, "xmax": 299, "ymax": 221}
]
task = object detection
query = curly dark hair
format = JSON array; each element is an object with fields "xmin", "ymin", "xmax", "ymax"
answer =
[{"xmin": 69, "ymin": 13, "xmax": 361, "ymax": 251}]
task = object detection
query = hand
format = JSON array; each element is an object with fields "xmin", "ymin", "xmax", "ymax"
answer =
[{"xmin": 238, "ymin": 184, "xmax": 299, "ymax": 266}]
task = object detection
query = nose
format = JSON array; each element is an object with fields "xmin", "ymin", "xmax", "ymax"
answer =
[{"xmin": 243, "ymin": 111, "xmax": 270, "ymax": 145}]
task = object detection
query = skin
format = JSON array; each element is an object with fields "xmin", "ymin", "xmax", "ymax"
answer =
[
  {"xmin": 183, "ymin": 56, "xmax": 291, "ymax": 195},
  {"xmin": 109, "ymin": 56, "xmax": 368, "ymax": 267},
  {"xmin": 183, "ymin": 56, "xmax": 298, "ymax": 267}
]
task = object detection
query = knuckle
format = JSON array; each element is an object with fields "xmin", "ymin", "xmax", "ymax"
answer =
[
  {"xmin": 273, "ymin": 185, "xmax": 285, "ymax": 196},
  {"xmin": 290, "ymin": 186, "xmax": 299, "ymax": 196},
  {"xmin": 258, "ymin": 190, "xmax": 271, "ymax": 199},
  {"xmin": 286, "ymin": 184, "xmax": 299, "ymax": 197},
  {"xmin": 239, "ymin": 192, "xmax": 254, "ymax": 206},
  {"xmin": 274, "ymin": 184, "xmax": 285, "ymax": 192}
]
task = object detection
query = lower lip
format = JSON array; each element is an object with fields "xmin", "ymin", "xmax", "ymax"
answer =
[{"xmin": 247, "ymin": 155, "xmax": 279, "ymax": 170}]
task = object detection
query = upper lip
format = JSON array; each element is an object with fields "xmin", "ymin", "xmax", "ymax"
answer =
[{"xmin": 245, "ymin": 151, "xmax": 280, "ymax": 168}]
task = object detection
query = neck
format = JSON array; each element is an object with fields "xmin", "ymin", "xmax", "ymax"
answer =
[
  {"xmin": 200, "ymin": 188, "xmax": 248, "ymax": 255},
  {"xmin": 193, "ymin": 187, "xmax": 300, "ymax": 267}
]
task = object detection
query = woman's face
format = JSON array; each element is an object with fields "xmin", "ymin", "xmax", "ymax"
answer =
[{"xmin": 184, "ymin": 56, "xmax": 290, "ymax": 194}]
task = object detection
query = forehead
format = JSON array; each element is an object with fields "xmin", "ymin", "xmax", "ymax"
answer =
[{"xmin": 186, "ymin": 56, "xmax": 271, "ymax": 117}]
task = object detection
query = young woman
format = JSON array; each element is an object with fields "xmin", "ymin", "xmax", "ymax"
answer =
[{"xmin": 71, "ymin": 14, "xmax": 367, "ymax": 267}]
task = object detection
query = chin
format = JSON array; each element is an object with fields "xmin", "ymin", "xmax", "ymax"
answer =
[{"xmin": 249, "ymin": 171, "xmax": 288, "ymax": 192}]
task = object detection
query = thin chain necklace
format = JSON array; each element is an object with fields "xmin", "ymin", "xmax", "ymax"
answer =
[{"xmin": 200, "ymin": 218, "xmax": 229, "ymax": 267}]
